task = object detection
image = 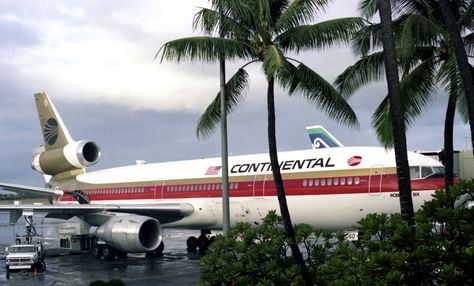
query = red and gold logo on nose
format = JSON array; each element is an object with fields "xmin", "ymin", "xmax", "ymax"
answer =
[{"xmin": 347, "ymin": 156, "xmax": 362, "ymax": 166}]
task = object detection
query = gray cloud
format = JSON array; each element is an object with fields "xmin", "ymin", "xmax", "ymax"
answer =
[{"xmin": 0, "ymin": 0, "xmax": 471, "ymax": 187}]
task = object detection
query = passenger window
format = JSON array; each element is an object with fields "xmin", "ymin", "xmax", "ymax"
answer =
[
  {"xmin": 303, "ymin": 179, "xmax": 307, "ymax": 187},
  {"xmin": 211, "ymin": 184, "xmax": 216, "ymax": 191},
  {"xmin": 341, "ymin": 178, "xmax": 346, "ymax": 185},
  {"xmin": 334, "ymin": 178, "xmax": 339, "ymax": 185},
  {"xmin": 235, "ymin": 183, "xmax": 239, "ymax": 189},
  {"xmin": 410, "ymin": 166, "xmax": 420, "ymax": 179},
  {"xmin": 314, "ymin": 179, "xmax": 319, "ymax": 186},
  {"xmin": 355, "ymin": 177, "xmax": 360, "ymax": 185},
  {"xmin": 321, "ymin": 178, "xmax": 326, "ymax": 186},
  {"xmin": 327, "ymin": 178, "xmax": 332, "ymax": 186},
  {"xmin": 348, "ymin": 177, "xmax": 353, "ymax": 185},
  {"xmin": 308, "ymin": 179, "xmax": 313, "ymax": 187}
]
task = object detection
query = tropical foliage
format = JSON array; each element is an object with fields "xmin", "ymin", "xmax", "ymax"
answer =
[
  {"xmin": 336, "ymin": 0, "xmax": 474, "ymax": 188},
  {"xmin": 200, "ymin": 181, "xmax": 474, "ymax": 285},
  {"xmin": 158, "ymin": 1, "xmax": 364, "ymax": 284}
]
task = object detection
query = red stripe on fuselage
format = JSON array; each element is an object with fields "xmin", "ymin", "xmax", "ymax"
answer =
[{"xmin": 58, "ymin": 174, "xmax": 444, "ymax": 202}]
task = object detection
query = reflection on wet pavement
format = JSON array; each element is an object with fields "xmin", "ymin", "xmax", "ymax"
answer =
[{"xmin": 0, "ymin": 214, "xmax": 202, "ymax": 285}]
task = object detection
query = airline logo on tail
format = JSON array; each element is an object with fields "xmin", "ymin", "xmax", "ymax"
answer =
[
  {"xmin": 44, "ymin": 118, "xmax": 59, "ymax": 145},
  {"xmin": 306, "ymin": 125, "xmax": 344, "ymax": 149}
]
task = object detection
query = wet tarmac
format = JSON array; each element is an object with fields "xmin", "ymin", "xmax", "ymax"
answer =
[{"xmin": 0, "ymin": 214, "xmax": 202, "ymax": 285}]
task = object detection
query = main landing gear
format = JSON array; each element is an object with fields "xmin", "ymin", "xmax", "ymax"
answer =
[
  {"xmin": 91, "ymin": 238, "xmax": 165, "ymax": 260},
  {"xmin": 186, "ymin": 229, "xmax": 215, "ymax": 253}
]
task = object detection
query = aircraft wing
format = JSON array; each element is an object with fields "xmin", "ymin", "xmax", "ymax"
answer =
[
  {"xmin": 0, "ymin": 183, "xmax": 194, "ymax": 224},
  {"xmin": 0, "ymin": 203, "xmax": 194, "ymax": 224},
  {"xmin": 0, "ymin": 183, "xmax": 64, "ymax": 197}
]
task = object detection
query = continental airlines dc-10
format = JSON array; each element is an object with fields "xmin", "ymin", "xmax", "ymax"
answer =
[{"xmin": 0, "ymin": 93, "xmax": 446, "ymax": 258}]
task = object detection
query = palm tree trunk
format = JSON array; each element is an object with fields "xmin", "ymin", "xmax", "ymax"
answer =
[
  {"xmin": 266, "ymin": 77, "xmax": 313, "ymax": 286},
  {"xmin": 377, "ymin": 0, "xmax": 414, "ymax": 225},
  {"xmin": 219, "ymin": 4, "xmax": 230, "ymax": 236},
  {"xmin": 444, "ymin": 83, "xmax": 457, "ymax": 189},
  {"xmin": 439, "ymin": 0, "xmax": 474, "ymax": 155}
]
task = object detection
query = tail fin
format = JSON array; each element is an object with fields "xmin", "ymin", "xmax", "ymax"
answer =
[
  {"xmin": 34, "ymin": 92, "xmax": 73, "ymax": 151},
  {"xmin": 31, "ymin": 92, "xmax": 101, "ymax": 177},
  {"xmin": 306, "ymin": 125, "xmax": 344, "ymax": 149}
]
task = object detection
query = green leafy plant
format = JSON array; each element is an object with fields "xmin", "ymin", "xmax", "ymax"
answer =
[{"xmin": 200, "ymin": 181, "xmax": 474, "ymax": 285}]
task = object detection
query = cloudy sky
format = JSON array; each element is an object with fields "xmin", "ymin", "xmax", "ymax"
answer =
[{"xmin": 0, "ymin": 0, "xmax": 470, "ymax": 186}]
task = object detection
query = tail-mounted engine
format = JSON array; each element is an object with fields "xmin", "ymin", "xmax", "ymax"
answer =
[
  {"xmin": 32, "ymin": 140, "xmax": 101, "ymax": 175},
  {"xmin": 95, "ymin": 215, "xmax": 162, "ymax": 253}
]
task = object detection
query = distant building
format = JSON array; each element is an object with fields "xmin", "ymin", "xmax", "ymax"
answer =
[{"xmin": 416, "ymin": 149, "xmax": 474, "ymax": 180}]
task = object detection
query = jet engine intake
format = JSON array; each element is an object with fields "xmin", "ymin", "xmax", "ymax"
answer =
[
  {"xmin": 32, "ymin": 140, "xmax": 101, "ymax": 175},
  {"xmin": 95, "ymin": 215, "xmax": 162, "ymax": 253}
]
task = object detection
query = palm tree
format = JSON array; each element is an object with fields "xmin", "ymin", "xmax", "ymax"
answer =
[
  {"xmin": 157, "ymin": 0, "xmax": 363, "ymax": 283},
  {"xmin": 343, "ymin": 0, "xmax": 414, "ymax": 224},
  {"xmin": 336, "ymin": 0, "xmax": 474, "ymax": 189},
  {"xmin": 438, "ymin": 0, "xmax": 474, "ymax": 158}
]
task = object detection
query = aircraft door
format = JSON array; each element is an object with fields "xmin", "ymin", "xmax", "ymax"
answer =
[
  {"xmin": 368, "ymin": 165, "xmax": 383, "ymax": 195},
  {"xmin": 253, "ymin": 175, "xmax": 266, "ymax": 197}
]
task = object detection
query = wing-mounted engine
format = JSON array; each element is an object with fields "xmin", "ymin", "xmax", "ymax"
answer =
[
  {"xmin": 95, "ymin": 215, "xmax": 162, "ymax": 253},
  {"xmin": 31, "ymin": 140, "xmax": 101, "ymax": 175}
]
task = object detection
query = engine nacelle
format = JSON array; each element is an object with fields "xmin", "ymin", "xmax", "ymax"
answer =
[
  {"xmin": 95, "ymin": 215, "xmax": 162, "ymax": 253},
  {"xmin": 32, "ymin": 140, "xmax": 101, "ymax": 175}
]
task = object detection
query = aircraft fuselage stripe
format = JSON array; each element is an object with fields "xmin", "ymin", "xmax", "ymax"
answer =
[{"xmin": 58, "ymin": 174, "xmax": 444, "ymax": 202}]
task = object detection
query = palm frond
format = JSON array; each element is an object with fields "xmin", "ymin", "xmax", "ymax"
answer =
[
  {"xmin": 464, "ymin": 32, "xmax": 474, "ymax": 56},
  {"xmin": 352, "ymin": 14, "xmax": 410, "ymax": 56},
  {"xmin": 335, "ymin": 51, "xmax": 385, "ymax": 97},
  {"xmin": 372, "ymin": 57, "xmax": 438, "ymax": 147},
  {"xmin": 351, "ymin": 21, "xmax": 381, "ymax": 56},
  {"xmin": 358, "ymin": 0, "xmax": 379, "ymax": 19},
  {"xmin": 157, "ymin": 37, "xmax": 253, "ymax": 63},
  {"xmin": 437, "ymin": 55, "xmax": 459, "ymax": 90},
  {"xmin": 213, "ymin": 0, "xmax": 255, "ymax": 32},
  {"xmin": 262, "ymin": 45, "xmax": 292, "ymax": 81},
  {"xmin": 289, "ymin": 63, "xmax": 359, "ymax": 127},
  {"xmin": 193, "ymin": 7, "xmax": 251, "ymax": 39},
  {"xmin": 193, "ymin": 8, "xmax": 220, "ymax": 35},
  {"xmin": 399, "ymin": 14, "xmax": 442, "ymax": 59},
  {"xmin": 277, "ymin": 17, "xmax": 366, "ymax": 53},
  {"xmin": 399, "ymin": 57, "xmax": 438, "ymax": 126},
  {"xmin": 274, "ymin": 0, "xmax": 329, "ymax": 32},
  {"xmin": 371, "ymin": 97, "xmax": 394, "ymax": 147},
  {"xmin": 459, "ymin": 0, "xmax": 474, "ymax": 30},
  {"xmin": 255, "ymin": 0, "xmax": 272, "ymax": 37},
  {"xmin": 196, "ymin": 68, "xmax": 250, "ymax": 139}
]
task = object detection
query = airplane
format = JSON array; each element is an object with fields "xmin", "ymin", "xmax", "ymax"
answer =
[{"xmin": 0, "ymin": 92, "xmax": 447, "ymax": 258}]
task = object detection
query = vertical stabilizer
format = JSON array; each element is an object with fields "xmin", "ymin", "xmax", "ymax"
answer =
[
  {"xmin": 34, "ymin": 92, "xmax": 73, "ymax": 151},
  {"xmin": 306, "ymin": 125, "xmax": 344, "ymax": 149}
]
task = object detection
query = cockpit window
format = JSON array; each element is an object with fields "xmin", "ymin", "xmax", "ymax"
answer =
[
  {"xmin": 410, "ymin": 166, "xmax": 445, "ymax": 179},
  {"xmin": 422, "ymin": 167, "xmax": 432, "ymax": 178}
]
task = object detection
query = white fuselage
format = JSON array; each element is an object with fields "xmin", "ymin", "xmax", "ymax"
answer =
[{"xmin": 54, "ymin": 147, "xmax": 445, "ymax": 230}]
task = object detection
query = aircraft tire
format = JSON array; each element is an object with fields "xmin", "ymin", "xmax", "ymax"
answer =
[
  {"xmin": 197, "ymin": 235, "xmax": 209, "ymax": 252},
  {"xmin": 186, "ymin": 236, "xmax": 198, "ymax": 252},
  {"xmin": 91, "ymin": 243, "xmax": 103, "ymax": 258},
  {"xmin": 116, "ymin": 250, "xmax": 128, "ymax": 259},
  {"xmin": 102, "ymin": 245, "xmax": 116, "ymax": 260},
  {"xmin": 145, "ymin": 241, "xmax": 164, "ymax": 258}
]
